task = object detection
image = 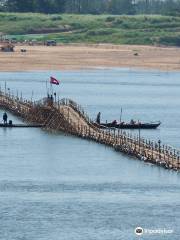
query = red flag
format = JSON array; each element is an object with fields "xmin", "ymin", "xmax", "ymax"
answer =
[{"xmin": 50, "ymin": 76, "xmax": 60, "ymax": 85}]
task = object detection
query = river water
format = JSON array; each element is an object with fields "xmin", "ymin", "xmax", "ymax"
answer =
[{"xmin": 0, "ymin": 69, "xmax": 180, "ymax": 240}]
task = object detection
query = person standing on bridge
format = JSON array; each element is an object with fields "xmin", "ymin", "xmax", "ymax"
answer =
[
  {"xmin": 3, "ymin": 112, "xmax": 8, "ymax": 124},
  {"xmin": 96, "ymin": 112, "xmax": 101, "ymax": 124}
]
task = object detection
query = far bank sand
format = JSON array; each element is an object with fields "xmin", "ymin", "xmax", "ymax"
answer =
[{"xmin": 0, "ymin": 44, "xmax": 180, "ymax": 71}]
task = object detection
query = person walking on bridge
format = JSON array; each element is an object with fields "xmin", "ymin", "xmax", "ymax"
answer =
[
  {"xmin": 3, "ymin": 112, "xmax": 8, "ymax": 124},
  {"xmin": 96, "ymin": 112, "xmax": 101, "ymax": 124}
]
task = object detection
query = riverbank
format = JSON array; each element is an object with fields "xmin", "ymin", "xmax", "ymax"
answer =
[
  {"xmin": 0, "ymin": 44, "xmax": 180, "ymax": 71},
  {"xmin": 1, "ymin": 13, "xmax": 180, "ymax": 47}
]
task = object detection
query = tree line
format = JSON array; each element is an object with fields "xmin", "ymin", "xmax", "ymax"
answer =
[{"xmin": 0, "ymin": 0, "xmax": 180, "ymax": 16}]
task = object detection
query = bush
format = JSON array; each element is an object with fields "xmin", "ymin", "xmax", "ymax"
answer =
[
  {"xmin": 159, "ymin": 35, "xmax": 180, "ymax": 46},
  {"xmin": 115, "ymin": 19, "xmax": 123, "ymax": 24},
  {"xmin": 50, "ymin": 15, "xmax": 62, "ymax": 21},
  {"xmin": 8, "ymin": 16, "xmax": 17, "ymax": 21},
  {"xmin": 70, "ymin": 22, "xmax": 84, "ymax": 29},
  {"xmin": 87, "ymin": 29, "xmax": 115, "ymax": 36},
  {"xmin": 105, "ymin": 16, "xmax": 115, "ymax": 22}
]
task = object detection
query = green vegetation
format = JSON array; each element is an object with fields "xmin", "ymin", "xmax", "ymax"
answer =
[
  {"xmin": 1, "ymin": 13, "xmax": 180, "ymax": 46},
  {"xmin": 1, "ymin": 0, "xmax": 180, "ymax": 16}
]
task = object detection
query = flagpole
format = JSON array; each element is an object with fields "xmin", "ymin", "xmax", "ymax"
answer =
[
  {"xmin": 50, "ymin": 82, "xmax": 53, "ymax": 97},
  {"xmin": 31, "ymin": 91, "xmax": 34, "ymax": 102},
  {"xmin": 120, "ymin": 107, "xmax": 123, "ymax": 123},
  {"xmin": 5, "ymin": 81, "xmax": 6, "ymax": 94},
  {"xmin": 50, "ymin": 76, "xmax": 60, "ymax": 102},
  {"xmin": 46, "ymin": 79, "xmax": 48, "ymax": 96}
]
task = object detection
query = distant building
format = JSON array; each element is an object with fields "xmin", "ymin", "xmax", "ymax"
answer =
[{"xmin": 0, "ymin": 43, "xmax": 15, "ymax": 52}]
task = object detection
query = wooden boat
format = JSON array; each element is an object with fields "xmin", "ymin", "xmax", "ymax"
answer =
[
  {"xmin": 99, "ymin": 121, "xmax": 161, "ymax": 129},
  {"xmin": 95, "ymin": 110, "xmax": 161, "ymax": 130}
]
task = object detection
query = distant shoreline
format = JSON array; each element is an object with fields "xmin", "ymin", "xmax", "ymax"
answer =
[{"xmin": 0, "ymin": 44, "xmax": 180, "ymax": 72}]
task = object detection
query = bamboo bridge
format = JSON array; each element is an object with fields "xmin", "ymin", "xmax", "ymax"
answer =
[{"xmin": 0, "ymin": 90, "xmax": 179, "ymax": 171}]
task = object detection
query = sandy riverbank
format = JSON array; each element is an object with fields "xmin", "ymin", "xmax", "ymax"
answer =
[{"xmin": 0, "ymin": 44, "xmax": 180, "ymax": 71}]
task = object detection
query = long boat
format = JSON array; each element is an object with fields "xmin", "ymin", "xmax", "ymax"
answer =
[
  {"xmin": 95, "ymin": 111, "xmax": 161, "ymax": 129},
  {"xmin": 98, "ymin": 121, "xmax": 161, "ymax": 129}
]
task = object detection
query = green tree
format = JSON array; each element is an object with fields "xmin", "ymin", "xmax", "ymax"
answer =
[
  {"xmin": 5, "ymin": 0, "xmax": 35, "ymax": 12},
  {"xmin": 109, "ymin": 0, "xmax": 135, "ymax": 14}
]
